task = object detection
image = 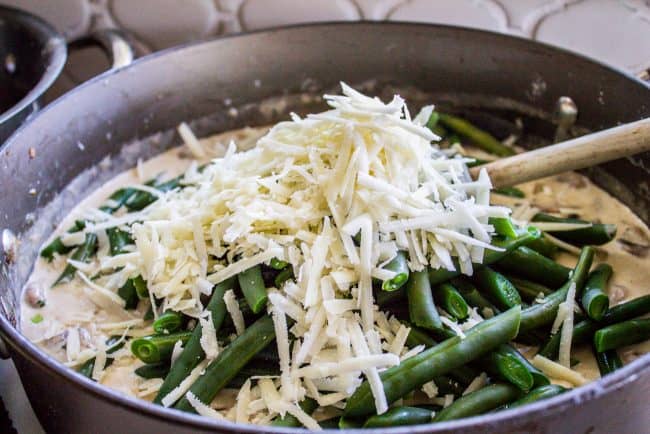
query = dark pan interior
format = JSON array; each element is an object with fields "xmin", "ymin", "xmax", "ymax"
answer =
[{"xmin": 0, "ymin": 23, "xmax": 649, "ymax": 433}]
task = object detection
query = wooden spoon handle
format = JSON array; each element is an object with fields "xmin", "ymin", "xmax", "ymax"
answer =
[{"xmin": 470, "ymin": 117, "xmax": 650, "ymax": 188}]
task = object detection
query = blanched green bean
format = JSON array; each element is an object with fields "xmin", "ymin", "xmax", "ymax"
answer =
[
  {"xmin": 581, "ymin": 263, "xmax": 612, "ymax": 321},
  {"xmin": 594, "ymin": 319, "xmax": 650, "ymax": 352},
  {"xmin": 53, "ymin": 233, "xmax": 98, "ymax": 286},
  {"xmin": 344, "ymin": 306, "xmax": 521, "ymax": 417},
  {"xmin": 435, "ymin": 112, "xmax": 516, "ymax": 157},
  {"xmin": 519, "ymin": 246, "xmax": 594, "ymax": 333},
  {"xmin": 506, "ymin": 384, "xmax": 566, "ymax": 408},
  {"xmin": 532, "ymin": 213, "xmax": 616, "ymax": 246},
  {"xmin": 595, "ymin": 349, "xmax": 623, "ymax": 376},
  {"xmin": 496, "ymin": 246, "xmax": 570, "ymax": 289},
  {"xmin": 407, "ymin": 270, "xmax": 442, "ymax": 331},
  {"xmin": 271, "ymin": 398, "xmax": 318, "ymax": 427},
  {"xmin": 154, "ymin": 278, "xmax": 234, "ymax": 404},
  {"xmin": 131, "ymin": 331, "xmax": 192, "ymax": 364},
  {"xmin": 433, "ymin": 383, "xmax": 521, "ymax": 421},
  {"xmin": 174, "ymin": 315, "xmax": 276, "ymax": 413},
  {"xmin": 382, "ymin": 251, "xmax": 410, "ymax": 292},
  {"xmin": 153, "ymin": 310, "xmax": 185, "ymax": 334},
  {"xmin": 237, "ymin": 265, "xmax": 268, "ymax": 314},
  {"xmin": 363, "ymin": 406, "xmax": 433, "ymax": 428},
  {"xmin": 435, "ymin": 283, "xmax": 469, "ymax": 320},
  {"xmin": 135, "ymin": 363, "xmax": 170, "ymax": 379},
  {"xmin": 472, "ymin": 267, "xmax": 522, "ymax": 310}
]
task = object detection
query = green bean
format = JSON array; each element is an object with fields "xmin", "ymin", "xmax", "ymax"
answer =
[
  {"xmin": 99, "ymin": 187, "xmax": 138, "ymax": 213},
  {"xmin": 77, "ymin": 337, "xmax": 124, "ymax": 379},
  {"xmin": 174, "ymin": 315, "xmax": 276, "ymax": 412},
  {"xmin": 132, "ymin": 275, "xmax": 148, "ymax": 299},
  {"xmin": 378, "ymin": 228, "xmax": 540, "ymax": 307},
  {"xmin": 382, "ymin": 251, "xmax": 410, "ymax": 292},
  {"xmin": 434, "ymin": 383, "xmax": 522, "ymax": 421},
  {"xmin": 271, "ymin": 398, "xmax": 318, "ymax": 427},
  {"xmin": 452, "ymin": 277, "xmax": 500, "ymax": 316},
  {"xmin": 135, "ymin": 363, "xmax": 170, "ymax": 379},
  {"xmin": 505, "ymin": 384, "xmax": 566, "ymax": 408},
  {"xmin": 344, "ymin": 306, "xmax": 521, "ymax": 417},
  {"xmin": 53, "ymin": 233, "xmax": 98, "ymax": 286},
  {"xmin": 226, "ymin": 364, "xmax": 280, "ymax": 388},
  {"xmin": 274, "ymin": 267, "xmax": 294, "ymax": 288},
  {"xmin": 435, "ymin": 283, "xmax": 469, "ymax": 320},
  {"xmin": 339, "ymin": 417, "xmax": 364, "ymax": 429},
  {"xmin": 492, "ymin": 187, "xmax": 525, "ymax": 198},
  {"xmin": 237, "ymin": 265, "xmax": 268, "ymax": 314},
  {"xmin": 496, "ymin": 246, "xmax": 570, "ymax": 289},
  {"xmin": 107, "ymin": 227, "xmax": 133, "ymax": 256},
  {"xmin": 435, "ymin": 112, "xmax": 516, "ymax": 157},
  {"xmin": 506, "ymin": 275, "xmax": 553, "ymax": 303},
  {"xmin": 40, "ymin": 220, "xmax": 86, "ymax": 261},
  {"xmin": 525, "ymin": 235, "xmax": 559, "ymax": 258},
  {"xmin": 153, "ymin": 310, "xmax": 185, "ymax": 334},
  {"xmin": 405, "ymin": 325, "xmax": 438, "ymax": 348},
  {"xmin": 488, "ymin": 344, "xmax": 548, "ymax": 389},
  {"xmin": 582, "ymin": 264, "xmax": 612, "ymax": 321},
  {"xmin": 595, "ymin": 349, "xmax": 623, "ymax": 376},
  {"xmin": 131, "ymin": 331, "xmax": 192, "ymax": 364},
  {"xmin": 125, "ymin": 176, "xmax": 182, "ymax": 211},
  {"xmin": 519, "ymin": 246, "xmax": 594, "ymax": 334},
  {"xmin": 472, "ymin": 267, "xmax": 522, "ymax": 310},
  {"xmin": 539, "ymin": 295, "xmax": 650, "ymax": 359},
  {"xmin": 319, "ymin": 417, "xmax": 342, "ymax": 429},
  {"xmin": 154, "ymin": 278, "xmax": 234, "ymax": 404},
  {"xmin": 269, "ymin": 257, "xmax": 288, "ymax": 270},
  {"xmin": 465, "ymin": 157, "xmax": 490, "ymax": 168},
  {"xmin": 489, "ymin": 217, "xmax": 518, "ymax": 239},
  {"xmin": 117, "ymin": 277, "xmax": 140, "ymax": 309},
  {"xmin": 407, "ymin": 270, "xmax": 442, "ymax": 331},
  {"xmin": 480, "ymin": 345, "xmax": 533, "ymax": 391},
  {"xmin": 532, "ymin": 213, "xmax": 617, "ymax": 246},
  {"xmin": 363, "ymin": 406, "xmax": 433, "ymax": 428},
  {"xmin": 594, "ymin": 319, "xmax": 650, "ymax": 352}
]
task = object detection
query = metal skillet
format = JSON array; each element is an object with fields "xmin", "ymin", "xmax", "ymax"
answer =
[{"xmin": 0, "ymin": 22, "xmax": 649, "ymax": 434}]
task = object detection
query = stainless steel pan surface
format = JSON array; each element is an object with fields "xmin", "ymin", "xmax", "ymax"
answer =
[{"xmin": 0, "ymin": 22, "xmax": 649, "ymax": 433}]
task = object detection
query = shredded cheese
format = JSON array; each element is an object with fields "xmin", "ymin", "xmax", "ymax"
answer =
[{"xmin": 532, "ymin": 355, "xmax": 587, "ymax": 386}]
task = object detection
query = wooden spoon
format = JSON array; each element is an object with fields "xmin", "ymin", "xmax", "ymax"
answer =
[{"xmin": 470, "ymin": 117, "xmax": 650, "ymax": 188}]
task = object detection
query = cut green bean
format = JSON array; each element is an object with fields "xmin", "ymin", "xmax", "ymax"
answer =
[
  {"xmin": 490, "ymin": 344, "xmax": 548, "ymax": 389},
  {"xmin": 154, "ymin": 278, "xmax": 234, "ymax": 404},
  {"xmin": 117, "ymin": 278, "xmax": 140, "ymax": 309},
  {"xmin": 435, "ymin": 283, "xmax": 469, "ymax": 320},
  {"xmin": 435, "ymin": 112, "xmax": 516, "ymax": 157},
  {"xmin": 496, "ymin": 246, "xmax": 571, "ymax": 289},
  {"xmin": 382, "ymin": 251, "xmax": 410, "ymax": 292},
  {"xmin": 153, "ymin": 310, "xmax": 184, "ymax": 334},
  {"xmin": 53, "ymin": 233, "xmax": 98, "ymax": 286},
  {"xmin": 506, "ymin": 275, "xmax": 553, "ymax": 302},
  {"xmin": 274, "ymin": 267, "xmax": 294, "ymax": 288},
  {"xmin": 407, "ymin": 270, "xmax": 442, "ymax": 331},
  {"xmin": 480, "ymin": 345, "xmax": 533, "ymax": 391},
  {"xmin": 472, "ymin": 267, "xmax": 522, "ymax": 310},
  {"xmin": 525, "ymin": 235, "xmax": 559, "ymax": 258},
  {"xmin": 237, "ymin": 265, "xmax": 268, "ymax": 314},
  {"xmin": 125, "ymin": 176, "xmax": 182, "ymax": 211},
  {"xmin": 133, "ymin": 275, "xmax": 148, "ymax": 299},
  {"xmin": 593, "ymin": 318, "xmax": 650, "ymax": 352},
  {"xmin": 452, "ymin": 277, "xmax": 501, "ymax": 316},
  {"xmin": 519, "ymin": 246, "xmax": 594, "ymax": 334},
  {"xmin": 271, "ymin": 398, "xmax": 318, "ymax": 427},
  {"xmin": 377, "ymin": 228, "xmax": 540, "ymax": 307},
  {"xmin": 595, "ymin": 349, "xmax": 623, "ymax": 376},
  {"xmin": 363, "ymin": 406, "xmax": 433, "ymax": 428},
  {"xmin": 434, "ymin": 383, "xmax": 521, "ymax": 421},
  {"xmin": 582, "ymin": 263, "xmax": 612, "ymax": 321},
  {"xmin": 131, "ymin": 331, "xmax": 192, "ymax": 364},
  {"xmin": 135, "ymin": 363, "xmax": 170, "ymax": 379},
  {"xmin": 107, "ymin": 227, "xmax": 133, "ymax": 256},
  {"xmin": 174, "ymin": 315, "xmax": 276, "ymax": 413},
  {"xmin": 40, "ymin": 220, "xmax": 86, "ymax": 261},
  {"xmin": 77, "ymin": 337, "xmax": 124, "ymax": 379},
  {"xmin": 492, "ymin": 186, "xmax": 525, "ymax": 198},
  {"xmin": 99, "ymin": 187, "xmax": 138, "ymax": 213},
  {"xmin": 269, "ymin": 257, "xmax": 289, "ymax": 270},
  {"xmin": 506, "ymin": 384, "xmax": 566, "ymax": 408},
  {"xmin": 539, "ymin": 295, "xmax": 650, "ymax": 359},
  {"xmin": 532, "ymin": 213, "xmax": 617, "ymax": 246},
  {"xmin": 344, "ymin": 306, "xmax": 521, "ymax": 417},
  {"xmin": 489, "ymin": 217, "xmax": 518, "ymax": 239}
]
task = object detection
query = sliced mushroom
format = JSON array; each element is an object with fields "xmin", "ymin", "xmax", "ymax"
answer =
[{"xmin": 25, "ymin": 283, "xmax": 46, "ymax": 308}]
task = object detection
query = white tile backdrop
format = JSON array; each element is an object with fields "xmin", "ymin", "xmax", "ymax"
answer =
[{"xmin": 0, "ymin": 0, "xmax": 648, "ymax": 432}]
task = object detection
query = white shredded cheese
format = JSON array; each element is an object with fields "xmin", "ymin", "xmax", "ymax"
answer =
[
  {"xmin": 532, "ymin": 355, "xmax": 587, "ymax": 386},
  {"xmin": 558, "ymin": 283, "xmax": 577, "ymax": 367},
  {"xmin": 223, "ymin": 290, "xmax": 245, "ymax": 336}
]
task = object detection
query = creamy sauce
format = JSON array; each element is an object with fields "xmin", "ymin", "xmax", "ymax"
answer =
[{"xmin": 20, "ymin": 127, "xmax": 650, "ymax": 407}]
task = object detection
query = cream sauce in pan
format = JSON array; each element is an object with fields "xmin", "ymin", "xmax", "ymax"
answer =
[{"xmin": 20, "ymin": 127, "xmax": 650, "ymax": 404}]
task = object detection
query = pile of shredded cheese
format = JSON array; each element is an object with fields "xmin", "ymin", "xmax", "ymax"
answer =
[{"xmin": 52, "ymin": 84, "xmax": 519, "ymax": 424}]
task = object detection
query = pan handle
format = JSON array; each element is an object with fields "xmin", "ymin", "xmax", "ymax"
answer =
[{"xmin": 68, "ymin": 28, "xmax": 135, "ymax": 70}]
